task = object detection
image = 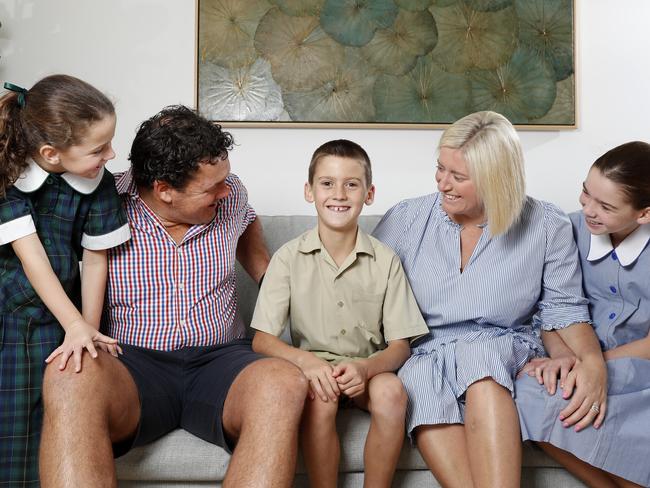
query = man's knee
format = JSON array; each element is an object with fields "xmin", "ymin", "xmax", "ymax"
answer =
[
  {"xmin": 242, "ymin": 358, "xmax": 308, "ymax": 409},
  {"xmin": 42, "ymin": 351, "xmax": 124, "ymax": 414}
]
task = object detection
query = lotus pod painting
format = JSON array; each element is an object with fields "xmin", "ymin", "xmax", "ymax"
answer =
[{"xmin": 197, "ymin": 0, "xmax": 575, "ymax": 127}]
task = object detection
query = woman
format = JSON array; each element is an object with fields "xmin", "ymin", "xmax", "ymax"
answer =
[
  {"xmin": 517, "ymin": 141, "xmax": 650, "ymax": 488},
  {"xmin": 373, "ymin": 111, "xmax": 607, "ymax": 487}
]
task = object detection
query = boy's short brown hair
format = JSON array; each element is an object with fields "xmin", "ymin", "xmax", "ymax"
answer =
[{"xmin": 308, "ymin": 139, "xmax": 372, "ymax": 187}]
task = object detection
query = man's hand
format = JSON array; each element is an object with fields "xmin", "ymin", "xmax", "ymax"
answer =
[
  {"xmin": 333, "ymin": 360, "xmax": 369, "ymax": 398},
  {"xmin": 299, "ymin": 354, "xmax": 340, "ymax": 402},
  {"xmin": 46, "ymin": 319, "xmax": 119, "ymax": 373},
  {"xmin": 519, "ymin": 355, "xmax": 577, "ymax": 395}
]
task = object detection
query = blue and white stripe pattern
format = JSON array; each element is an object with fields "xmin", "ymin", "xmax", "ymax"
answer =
[
  {"xmin": 373, "ymin": 193, "xmax": 590, "ymax": 437},
  {"xmin": 515, "ymin": 212, "xmax": 650, "ymax": 487}
]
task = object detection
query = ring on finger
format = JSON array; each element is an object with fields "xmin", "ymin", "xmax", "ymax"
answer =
[{"xmin": 590, "ymin": 402, "xmax": 600, "ymax": 414}]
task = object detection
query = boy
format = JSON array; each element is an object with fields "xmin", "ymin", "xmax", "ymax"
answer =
[{"xmin": 251, "ymin": 139, "xmax": 428, "ymax": 488}]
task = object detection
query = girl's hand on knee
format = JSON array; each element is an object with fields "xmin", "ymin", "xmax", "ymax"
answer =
[
  {"xmin": 46, "ymin": 319, "xmax": 118, "ymax": 373},
  {"xmin": 333, "ymin": 360, "xmax": 368, "ymax": 398},
  {"xmin": 94, "ymin": 341, "xmax": 123, "ymax": 357}
]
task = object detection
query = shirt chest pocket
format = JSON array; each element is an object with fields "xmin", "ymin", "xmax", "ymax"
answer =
[{"xmin": 349, "ymin": 292, "xmax": 384, "ymax": 331}]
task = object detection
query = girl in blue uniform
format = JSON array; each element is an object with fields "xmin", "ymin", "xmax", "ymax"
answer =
[
  {"xmin": 517, "ymin": 141, "xmax": 650, "ymax": 488},
  {"xmin": 0, "ymin": 75, "xmax": 130, "ymax": 486}
]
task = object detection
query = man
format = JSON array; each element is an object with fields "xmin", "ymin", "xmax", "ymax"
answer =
[{"xmin": 40, "ymin": 106, "xmax": 308, "ymax": 487}]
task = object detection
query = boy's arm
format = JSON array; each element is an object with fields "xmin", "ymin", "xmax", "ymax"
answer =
[
  {"xmin": 236, "ymin": 218, "xmax": 270, "ymax": 285},
  {"xmin": 252, "ymin": 330, "xmax": 340, "ymax": 402},
  {"xmin": 359, "ymin": 339, "xmax": 411, "ymax": 379},
  {"xmin": 11, "ymin": 233, "xmax": 117, "ymax": 372},
  {"xmin": 333, "ymin": 339, "xmax": 411, "ymax": 398}
]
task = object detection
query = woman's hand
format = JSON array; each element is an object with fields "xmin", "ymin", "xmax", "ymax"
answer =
[
  {"xmin": 519, "ymin": 355, "xmax": 576, "ymax": 395},
  {"xmin": 558, "ymin": 354, "xmax": 607, "ymax": 431}
]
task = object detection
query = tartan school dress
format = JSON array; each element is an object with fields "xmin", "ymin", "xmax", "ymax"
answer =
[{"xmin": 0, "ymin": 160, "xmax": 130, "ymax": 487}]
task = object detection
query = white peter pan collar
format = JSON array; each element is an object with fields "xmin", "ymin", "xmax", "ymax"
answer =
[
  {"xmin": 587, "ymin": 224, "xmax": 650, "ymax": 266},
  {"xmin": 13, "ymin": 159, "xmax": 104, "ymax": 195}
]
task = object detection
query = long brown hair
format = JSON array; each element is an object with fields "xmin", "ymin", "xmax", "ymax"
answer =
[{"xmin": 0, "ymin": 74, "xmax": 114, "ymax": 196}]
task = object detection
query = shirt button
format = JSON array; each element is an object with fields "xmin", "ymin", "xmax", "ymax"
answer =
[
  {"xmin": 179, "ymin": 319, "xmax": 186, "ymax": 326},
  {"xmin": 43, "ymin": 238, "xmax": 51, "ymax": 246},
  {"xmin": 340, "ymin": 329, "xmax": 346, "ymax": 335},
  {"xmin": 609, "ymin": 286, "xmax": 617, "ymax": 294},
  {"xmin": 608, "ymin": 312, "xmax": 616, "ymax": 320},
  {"xmin": 337, "ymin": 301, "xmax": 344, "ymax": 308},
  {"xmin": 178, "ymin": 282, "xmax": 184, "ymax": 289},
  {"xmin": 611, "ymin": 252, "xmax": 618, "ymax": 261},
  {"xmin": 46, "ymin": 177, "xmax": 54, "ymax": 184}
]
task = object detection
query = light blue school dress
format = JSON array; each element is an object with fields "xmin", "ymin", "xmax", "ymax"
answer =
[
  {"xmin": 373, "ymin": 194, "xmax": 590, "ymax": 438},
  {"xmin": 516, "ymin": 212, "xmax": 650, "ymax": 487}
]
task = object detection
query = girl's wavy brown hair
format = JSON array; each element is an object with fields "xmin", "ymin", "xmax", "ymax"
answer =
[{"xmin": 0, "ymin": 74, "xmax": 114, "ymax": 196}]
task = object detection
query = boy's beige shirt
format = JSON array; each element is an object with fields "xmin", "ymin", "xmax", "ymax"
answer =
[{"xmin": 251, "ymin": 226, "xmax": 428, "ymax": 362}]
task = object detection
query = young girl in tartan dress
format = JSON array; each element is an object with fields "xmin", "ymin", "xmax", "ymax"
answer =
[{"xmin": 0, "ymin": 75, "xmax": 130, "ymax": 486}]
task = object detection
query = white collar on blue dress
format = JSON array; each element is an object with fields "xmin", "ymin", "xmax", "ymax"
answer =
[
  {"xmin": 587, "ymin": 223, "xmax": 650, "ymax": 266},
  {"xmin": 13, "ymin": 158, "xmax": 104, "ymax": 195}
]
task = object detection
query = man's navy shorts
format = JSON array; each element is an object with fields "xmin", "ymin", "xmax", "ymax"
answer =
[{"xmin": 113, "ymin": 338, "xmax": 262, "ymax": 457}]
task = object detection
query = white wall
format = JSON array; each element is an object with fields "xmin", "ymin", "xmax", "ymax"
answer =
[{"xmin": 2, "ymin": 1, "xmax": 649, "ymax": 215}]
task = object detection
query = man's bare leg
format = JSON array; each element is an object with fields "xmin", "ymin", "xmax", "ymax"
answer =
[
  {"xmin": 40, "ymin": 352, "xmax": 140, "ymax": 488},
  {"xmin": 221, "ymin": 357, "xmax": 308, "ymax": 488}
]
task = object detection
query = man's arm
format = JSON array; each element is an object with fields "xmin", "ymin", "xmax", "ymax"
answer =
[{"xmin": 236, "ymin": 217, "xmax": 270, "ymax": 284}]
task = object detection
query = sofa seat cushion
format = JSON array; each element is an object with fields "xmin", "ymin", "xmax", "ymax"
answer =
[{"xmin": 116, "ymin": 408, "xmax": 562, "ymax": 482}]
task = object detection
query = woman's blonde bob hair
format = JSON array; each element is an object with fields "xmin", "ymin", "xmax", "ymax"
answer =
[{"xmin": 439, "ymin": 111, "xmax": 526, "ymax": 236}]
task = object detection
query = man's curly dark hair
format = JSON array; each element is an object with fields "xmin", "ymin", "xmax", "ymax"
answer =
[{"xmin": 129, "ymin": 105, "xmax": 234, "ymax": 190}]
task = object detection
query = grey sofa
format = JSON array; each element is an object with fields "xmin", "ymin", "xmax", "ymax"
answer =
[{"xmin": 116, "ymin": 215, "xmax": 585, "ymax": 487}]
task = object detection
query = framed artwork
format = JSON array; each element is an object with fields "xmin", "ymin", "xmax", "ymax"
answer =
[{"xmin": 196, "ymin": 0, "xmax": 575, "ymax": 128}]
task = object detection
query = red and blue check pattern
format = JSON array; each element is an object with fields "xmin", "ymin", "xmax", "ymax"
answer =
[{"xmin": 105, "ymin": 169, "xmax": 256, "ymax": 351}]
